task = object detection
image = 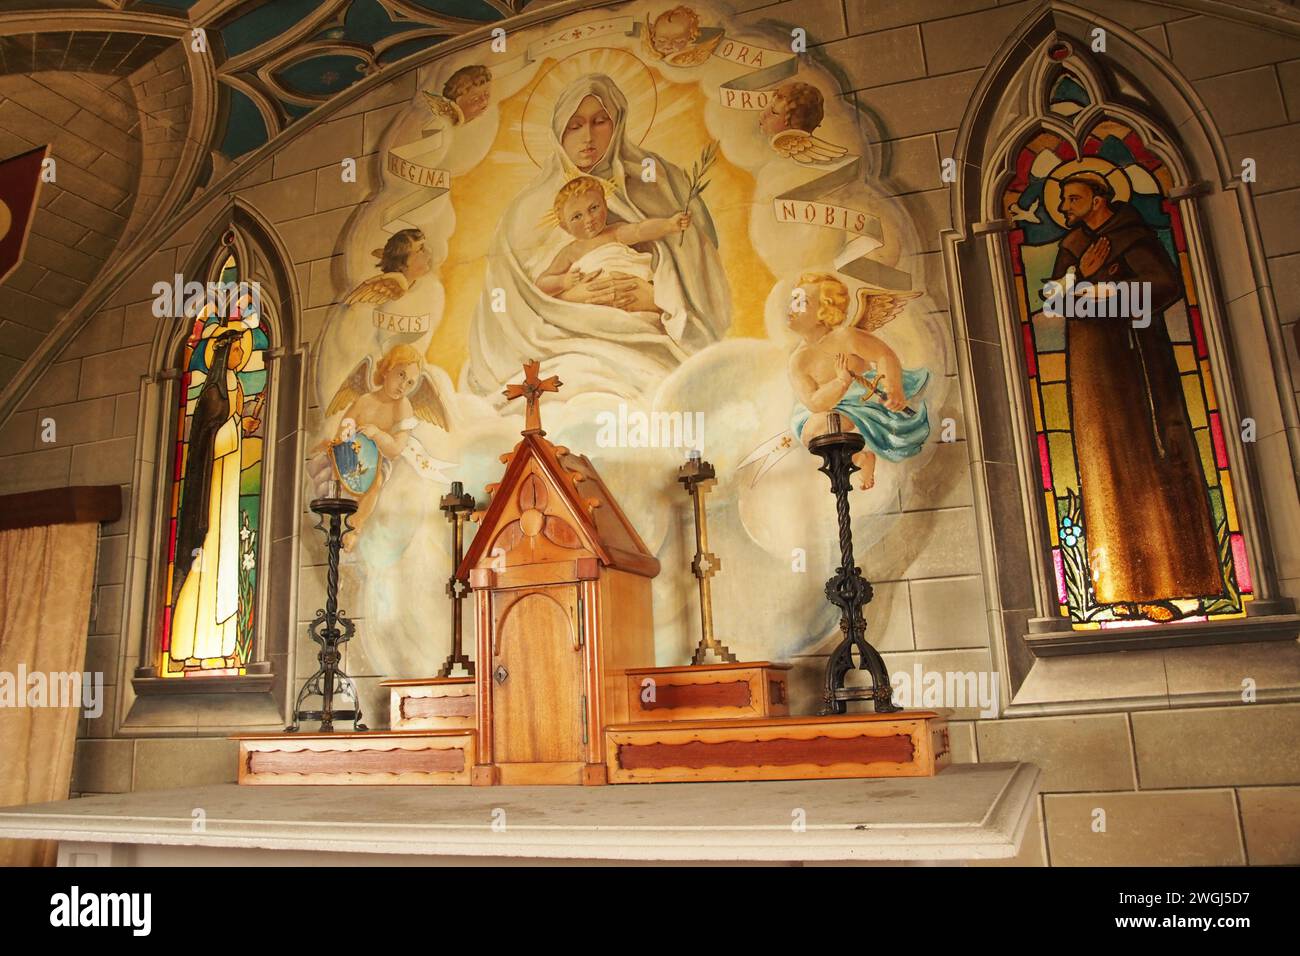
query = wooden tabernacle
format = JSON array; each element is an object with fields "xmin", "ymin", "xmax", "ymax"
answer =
[{"xmin": 457, "ymin": 363, "xmax": 660, "ymax": 786}]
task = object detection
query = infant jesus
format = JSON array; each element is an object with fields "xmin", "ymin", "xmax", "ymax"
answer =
[{"xmin": 536, "ymin": 175, "xmax": 689, "ymax": 311}]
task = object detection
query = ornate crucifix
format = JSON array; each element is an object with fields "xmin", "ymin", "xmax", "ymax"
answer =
[
  {"xmin": 678, "ymin": 450, "xmax": 737, "ymax": 665},
  {"xmin": 438, "ymin": 481, "xmax": 476, "ymax": 678},
  {"xmin": 503, "ymin": 359, "xmax": 562, "ymax": 434}
]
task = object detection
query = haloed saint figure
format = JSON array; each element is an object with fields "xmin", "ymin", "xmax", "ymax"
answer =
[
  {"xmin": 163, "ymin": 266, "xmax": 269, "ymax": 677},
  {"xmin": 1050, "ymin": 171, "xmax": 1220, "ymax": 621}
]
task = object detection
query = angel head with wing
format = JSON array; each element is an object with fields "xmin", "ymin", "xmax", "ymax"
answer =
[
  {"xmin": 642, "ymin": 6, "xmax": 720, "ymax": 65},
  {"xmin": 760, "ymin": 82, "xmax": 849, "ymax": 166},
  {"xmin": 344, "ymin": 228, "xmax": 433, "ymax": 307},
  {"xmin": 308, "ymin": 343, "xmax": 456, "ymax": 548}
]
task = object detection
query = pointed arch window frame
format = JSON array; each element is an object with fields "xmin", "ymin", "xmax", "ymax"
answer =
[
  {"xmin": 946, "ymin": 15, "xmax": 1300, "ymax": 714},
  {"xmin": 985, "ymin": 49, "xmax": 1260, "ymax": 630},
  {"xmin": 120, "ymin": 207, "xmax": 304, "ymax": 732}
]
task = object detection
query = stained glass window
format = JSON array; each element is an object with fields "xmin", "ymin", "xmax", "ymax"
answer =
[
  {"xmin": 160, "ymin": 242, "xmax": 270, "ymax": 675},
  {"xmin": 1002, "ymin": 118, "xmax": 1252, "ymax": 629},
  {"xmin": 1048, "ymin": 70, "xmax": 1091, "ymax": 118}
]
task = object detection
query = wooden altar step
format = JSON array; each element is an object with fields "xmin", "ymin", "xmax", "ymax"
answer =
[
  {"xmin": 234, "ymin": 729, "xmax": 475, "ymax": 786},
  {"xmin": 379, "ymin": 664, "xmax": 795, "ymax": 732},
  {"xmin": 623, "ymin": 661, "xmax": 791, "ymax": 721},
  {"xmin": 381, "ymin": 676, "xmax": 475, "ymax": 730},
  {"xmin": 604, "ymin": 711, "xmax": 949, "ymax": 784}
]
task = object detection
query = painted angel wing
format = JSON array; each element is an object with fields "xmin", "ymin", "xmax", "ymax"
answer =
[
  {"xmin": 326, "ymin": 355, "xmax": 376, "ymax": 417},
  {"xmin": 344, "ymin": 271, "xmax": 409, "ymax": 305},
  {"xmin": 666, "ymin": 32, "xmax": 723, "ymax": 67},
  {"xmin": 771, "ymin": 130, "xmax": 849, "ymax": 164},
  {"xmin": 408, "ymin": 366, "xmax": 454, "ymax": 431},
  {"xmin": 422, "ymin": 91, "xmax": 464, "ymax": 127},
  {"xmin": 853, "ymin": 288, "xmax": 922, "ymax": 333}
]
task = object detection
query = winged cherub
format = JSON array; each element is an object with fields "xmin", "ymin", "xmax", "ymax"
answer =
[
  {"xmin": 759, "ymin": 82, "xmax": 848, "ymax": 166},
  {"xmin": 308, "ymin": 343, "xmax": 455, "ymax": 548},
  {"xmin": 641, "ymin": 5, "xmax": 721, "ymax": 66},
  {"xmin": 787, "ymin": 272, "xmax": 931, "ymax": 489},
  {"xmin": 422, "ymin": 64, "xmax": 492, "ymax": 127},
  {"xmin": 344, "ymin": 228, "xmax": 433, "ymax": 307}
]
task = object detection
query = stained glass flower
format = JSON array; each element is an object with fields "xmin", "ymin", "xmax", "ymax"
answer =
[{"xmin": 1061, "ymin": 515, "xmax": 1081, "ymax": 548}]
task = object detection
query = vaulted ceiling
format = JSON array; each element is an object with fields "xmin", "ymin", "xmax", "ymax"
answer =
[{"xmin": 0, "ymin": 0, "xmax": 547, "ymax": 392}]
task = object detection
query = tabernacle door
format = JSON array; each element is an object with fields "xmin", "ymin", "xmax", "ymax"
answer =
[{"xmin": 491, "ymin": 584, "xmax": 586, "ymax": 783}]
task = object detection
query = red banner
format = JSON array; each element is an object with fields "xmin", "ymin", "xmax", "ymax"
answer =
[{"xmin": 0, "ymin": 145, "xmax": 48, "ymax": 283}]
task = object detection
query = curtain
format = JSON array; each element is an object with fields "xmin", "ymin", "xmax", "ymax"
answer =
[{"xmin": 0, "ymin": 522, "xmax": 99, "ymax": 867}]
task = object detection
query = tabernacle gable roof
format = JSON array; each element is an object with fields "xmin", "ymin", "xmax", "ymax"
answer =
[{"xmin": 456, "ymin": 431, "xmax": 660, "ymax": 580}]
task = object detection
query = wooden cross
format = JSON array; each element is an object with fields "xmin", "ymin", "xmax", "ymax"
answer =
[{"xmin": 503, "ymin": 360, "xmax": 562, "ymax": 434}]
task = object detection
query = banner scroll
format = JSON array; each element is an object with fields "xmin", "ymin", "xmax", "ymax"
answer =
[{"xmin": 708, "ymin": 34, "xmax": 910, "ymax": 290}]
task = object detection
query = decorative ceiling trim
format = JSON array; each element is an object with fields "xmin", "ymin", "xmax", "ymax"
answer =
[
  {"xmin": 377, "ymin": 0, "xmax": 516, "ymax": 29},
  {"xmin": 0, "ymin": 9, "xmax": 189, "ymax": 37},
  {"xmin": 253, "ymin": 40, "xmax": 377, "ymax": 107},
  {"xmin": 189, "ymin": 0, "xmax": 278, "ymax": 29},
  {"xmin": 205, "ymin": 0, "xmax": 506, "ymax": 159},
  {"xmin": 216, "ymin": 0, "xmax": 350, "ymax": 74},
  {"xmin": 221, "ymin": 68, "xmax": 285, "ymax": 139},
  {"xmin": 167, "ymin": 35, "xmax": 221, "ymax": 220}
]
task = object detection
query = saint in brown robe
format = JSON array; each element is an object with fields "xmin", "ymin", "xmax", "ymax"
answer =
[{"xmin": 1050, "ymin": 201, "xmax": 1222, "ymax": 605}]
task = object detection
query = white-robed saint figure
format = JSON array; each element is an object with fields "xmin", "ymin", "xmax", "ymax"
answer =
[
  {"xmin": 465, "ymin": 73, "xmax": 732, "ymax": 401},
  {"xmin": 170, "ymin": 317, "xmax": 262, "ymax": 668}
]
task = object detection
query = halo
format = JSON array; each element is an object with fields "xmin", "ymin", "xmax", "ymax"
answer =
[
  {"xmin": 1042, "ymin": 157, "xmax": 1132, "ymax": 229},
  {"xmin": 202, "ymin": 323, "xmax": 254, "ymax": 374},
  {"xmin": 537, "ymin": 174, "xmax": 619, "ymax": 230},
  {"xmin": 520, "ymin": 47, "xmax": 657, "ymax": 168}
]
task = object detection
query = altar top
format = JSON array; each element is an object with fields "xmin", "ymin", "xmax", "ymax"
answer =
[{"xmin": 0, "ymin": 762, "xmax": 1040, "ymax": 865}]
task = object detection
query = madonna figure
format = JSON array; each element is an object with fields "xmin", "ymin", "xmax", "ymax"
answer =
[{"xmin": 466, "ymin": 73, "xmax": 732, "ymax": 401}]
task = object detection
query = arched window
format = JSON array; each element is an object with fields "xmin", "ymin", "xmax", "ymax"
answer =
[
  {"xmin": 160, "ymin": 235, "xmax": 272, "ymax": 677},
  {"xmin": 997, "ymin": 45, "xmax": 1253, "ymax": 628},
  {"xmin": 123, "ymin": 205, "xmax": 302, "ymax": 730},
  {"xmin": 948, "ymin": 12, "xmax": 1299, "ymax": 712}
]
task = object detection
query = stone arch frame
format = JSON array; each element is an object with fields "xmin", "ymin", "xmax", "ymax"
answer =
[
  {"xmin": 119, "ymin": 200, "xmax": 305, "ymax": 734},
  {"xmin": 944, "ymin": 2, "xmax": 1300, "ymax": 714}
]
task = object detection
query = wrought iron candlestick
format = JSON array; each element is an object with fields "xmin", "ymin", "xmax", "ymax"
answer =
[
  {"xmin": 810, "ymin": 415, "xmax": 899, "ymax": 715},
  {"xmin": 678, "ymin": 449, "xmax": 737, "ymax": 666},
  {"xmin": 437, "ymin": 480, "xmax": 476, "ymax": 678},
  {"xmin": 288, "ymin": 487, "xmax": 367, "ymax": 732}
]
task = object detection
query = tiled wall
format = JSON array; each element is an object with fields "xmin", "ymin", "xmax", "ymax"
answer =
[{"xmin": 2, "ymin": 0, "xmax": 1298, "ymax": 864}]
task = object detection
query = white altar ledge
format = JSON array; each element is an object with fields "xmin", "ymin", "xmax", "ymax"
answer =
[{"xmin": 0, "ymin": 762, "xmax": 1040, "ymax": 866}]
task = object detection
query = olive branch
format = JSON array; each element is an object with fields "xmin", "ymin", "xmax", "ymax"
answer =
[{"xmin": 679, "ymin": 140, "xmax": 719, "ymax": 245}]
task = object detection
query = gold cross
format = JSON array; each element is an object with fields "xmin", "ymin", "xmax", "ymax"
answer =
[{"xmin": 503, "ymin": 359, "xmax": 562, "ymax": 434}]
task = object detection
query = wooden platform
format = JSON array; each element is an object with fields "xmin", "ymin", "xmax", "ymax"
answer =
[
  {"xmin": 623, "ymin": 661, "xmax": 790, "ymax": 721},
  {"xmin": 380, "ymin": 676, "xmax": 475, "ymax": 730},
  {"xmin": 234, "ymin": 730, "xmax": 475, "ymax": 786},
  {"xmin": 605, "ymin": 711, "xmax": 948, "ymax": 784},
  {"xmin": 232, "ymin": 712, "xmax": 946, "ymax": 786}
]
